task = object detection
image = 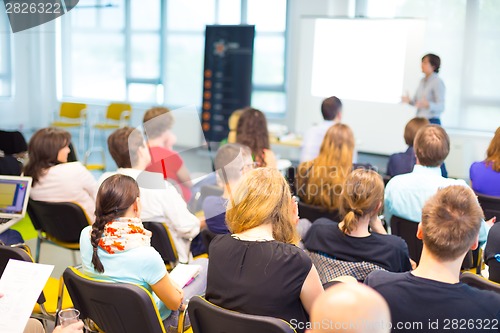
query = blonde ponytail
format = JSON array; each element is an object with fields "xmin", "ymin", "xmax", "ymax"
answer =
[{"xmin": 339, "ymin": 169, "xmax": 384, "ymax": 235}]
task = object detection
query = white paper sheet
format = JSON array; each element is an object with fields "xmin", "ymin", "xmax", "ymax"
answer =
[
  {"xmin": 0, "ymin": 259, "xmax": 54, "ymax": 333},
  {"xmin": 169, "ymin": 263, "xmax": 202, "ymax": 288}
]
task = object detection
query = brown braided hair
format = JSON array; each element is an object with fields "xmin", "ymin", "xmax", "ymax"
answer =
[{"xmin": 91, "ymin": 174, "xmax": 140, "ymax": 273}]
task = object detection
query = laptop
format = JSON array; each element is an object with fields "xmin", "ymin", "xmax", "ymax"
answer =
[{"xmin": 0, "ymin": 175, "xmax": 32, "ymax": 234}]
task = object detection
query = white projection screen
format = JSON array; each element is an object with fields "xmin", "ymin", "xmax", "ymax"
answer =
[
  {"xmin": 294, "ymin": 18, "xmax": 427, "ymax": 155},
  {"xmin": 311, "ymin": 18, "xmax": 426, "ymax": 103}
]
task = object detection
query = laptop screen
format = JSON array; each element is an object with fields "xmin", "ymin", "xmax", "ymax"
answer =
[{"xmin": 0, "ymin": 177, "xmax": 31, "ymax": 216}]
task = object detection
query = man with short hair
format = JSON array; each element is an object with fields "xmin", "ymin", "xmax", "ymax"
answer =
[
  {"xmin": 300, "ymin": 96, "xmax": 342, "ymax": 163},
  {"xmin": 100, "ymin": 127, "xmax": 200, "ymax": 263},
  {"xmin": 143, "ymin": 106, "xmax": 192, "ymax": 201},
  {"xmin": 366, "ymin": 186, "xmax": 500, "ymax": 332},
  {"xmin": 385, "ymin": 125, "xmax": 488, "ymax": 243},
  {"xmin": 202, "ymin": 143, "xmax": 253, "ymax": 234},
  {"xmin": 307, "ymin": 283, "xmax": 391, "ymax": 333}
]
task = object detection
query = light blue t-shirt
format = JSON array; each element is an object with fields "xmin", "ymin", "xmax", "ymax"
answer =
[
  {"xmin": 79, "ymin": 226, "xmax": 171, "ymax": 320},
  {"xmin": 385, "ymin": 165, "xmax": 488, "ymax": 243}
]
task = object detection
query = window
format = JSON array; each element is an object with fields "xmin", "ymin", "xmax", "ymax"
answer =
[
  {"xmin": 0, "ymin": 8, "xmax": 12, "ymax": 97},
  {"xmin": 61, "ymin": 0, "xmax": 288, "ymax": 115},
  {"xmin": 365, "ymin": 0, "xmax": 500, "ymax": 132}
]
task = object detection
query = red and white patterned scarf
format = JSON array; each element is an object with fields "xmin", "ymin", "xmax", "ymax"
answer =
[{"xmin": 98, "ymin": 217, "xmax": 152, "ymax": 254}]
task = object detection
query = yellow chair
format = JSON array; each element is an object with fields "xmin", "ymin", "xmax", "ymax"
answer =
[
  {"xmin": 51, "ymin": 102, "xmax": 87, "ymax": 152},
  {"xmin": 85, "ymin": 102, "xmax": 132, "ymax": 170}
]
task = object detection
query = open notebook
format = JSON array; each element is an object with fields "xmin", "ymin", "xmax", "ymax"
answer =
[{"xmin": 169, "ymin": 264, "xmax": 202, "ymax": 288}]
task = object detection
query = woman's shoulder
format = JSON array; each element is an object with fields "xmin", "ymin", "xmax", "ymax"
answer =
[
  {"xmin": 50, "ymin": 161, "xmax": 87, "ymax": 173},
  {"xmin": 372, "ymin": 233, "xmax": 408, "ymax": 250}
]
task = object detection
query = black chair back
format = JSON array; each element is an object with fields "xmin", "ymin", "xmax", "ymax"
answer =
[
  {"xmin": 63, "ymin": 267, "xmax": 166, "ymax": 333},
  {"xmin": 476, "ymin": 192, "xmax": 500, "ymax": 221},
  {"xmin": 190, "ymin": 185, "xmax": 224, "ymax": 213},
  {"xmin": 200, "ymin": 228, "xmax": 218, "ymax": 254},
  {"xmin": 298, "ymin": 201, "xmax": 340, "ymax": 223},
  {"xmin": 0, "ymin": 245, "xmax": 46, "ymax": 304},
  {"xmin": 0, "ymin": 130, "xmax": 27, "ymax": 155},
  {"xmin": 486, "ymin": 258, "xmax": 500, "ymax": 284},
  {"xmin": 28, "ymin": 199, "xmax": 89, "ymax": 243},
  {"xmin": 143, "ymin": 222, "xmax": 178, "ymax": 266},
  {"xmin": 460, "ymin": 272, "xmax": 500, "ymax": 294},
  {"xmin": 188, "ymin": 296, "xmax": 296, "ymax": 333},
  {"xmin": 390, "ymin": 215, "xmax": 422, "ymax": 264}
]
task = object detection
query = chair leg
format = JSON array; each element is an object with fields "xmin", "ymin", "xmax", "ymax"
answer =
[
  {"xmin": 35, "ymin": 235, "xmax": 42, "ymax": 263},
  {"xmin": 71, "ymin": 250, "xmax": 78, "ymax": 266}
]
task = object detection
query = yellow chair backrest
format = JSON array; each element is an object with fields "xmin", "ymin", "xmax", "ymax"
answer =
[
  {"xmin": 106, "ymin": 103, "xmax": 132, "ymax": 121},
  {"xmin": 60, "ymin": 102, "xmax": 87, "ymax": 119}
]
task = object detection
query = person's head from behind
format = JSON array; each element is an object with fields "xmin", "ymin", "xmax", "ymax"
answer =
[
  {"xmin": 321, "ymin": 96, "xmax": 343, "ymax": 121},
  {"xmin": 422, "ymin": 53, "xmax": 441, "ymax": 74},
  {"xmin": 214, "ymin": 143, "xmax": 253, "ymax": 189},
  {"xmin": 236, "ymin": 107, "xmax": 270, "ymax": 167},
  {"xmin": 419, "ymin": 185, "xmax": 484, "ymax": 262},
  {"xmin": 319, "ymin": 123, "xmax": 355, "ymax": 163},
  {"xmin": 108, "ymin": 127, "xmax": 150, "ymax": 169},
  {"xmin": 413, "ymin": 124, "xmax": 450, "ymax": 167},
  {"xmin": 339, "ymin": 169, "xmax": 384, "ymax": 235},
  {"xmin": 24, "ymin": 127, "xmax": 72, "ymax": 184},
  {"xmin": 226, "ymin": 168, "xmax": 299, "ymax": 244},
  {"xmin": 308, "ymin": 283, "xmax": 390, "ymax": 333},
  {"xmin": 486, "ymin": 127, "xmax": 500, "ymax": 172},
  {"xmin": 404, "ymin": 117, "xmax": 430, "ymax": 147},
  {"xmin": 143, "ymin": 106, "xmax": 176, "ymax": 149},
  {"xmin": 92, "ymin": 174, "xmax": 141, "ymax": 273}
]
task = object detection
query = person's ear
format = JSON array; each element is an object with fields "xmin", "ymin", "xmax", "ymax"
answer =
[
  {"xmin": 470, "ymin": 235, "xmax": 479, "ymax": 251},
  {"xmin": 416, "ymin": 222, "xmax": 423, "ymax": 240},
  {"xmin": 134, "ymin": 197, "xmax": 141, "ymax": 217},
  {"xmin": 375, "ymin": 201, "xmax": 383, "ymax": 214}
]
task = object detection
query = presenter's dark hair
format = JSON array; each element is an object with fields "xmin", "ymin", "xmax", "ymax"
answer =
[
  {"xmin": 91, "ymin": 174, "xmax": 140, "ymax": 273},
  {"xmin": 321, "ymin": 96, "xmax": 342, "ymax": 121},
  {"xmin": 422, "ymin": 54, "xmax": 441, "ymax": 73}
]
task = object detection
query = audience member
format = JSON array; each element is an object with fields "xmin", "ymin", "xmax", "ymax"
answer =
[
  {"xmin": 304, "ymin": 169, "xmax": 411, "ymax": 275},
  {"xmin": 301, "ymin": 96, "xmax": 342, "ymax": 163},
  {"xmin": 80, "ymin": 174, "xmax": 205, "ymax": 331},
  {"xmin": 202, "ymin": 143, "xmax": 253, "ymax": 234},
  {"xmin": 100, "ymin": 127, "xmax": 200, "ymax": 263},
  {"xmin": 297, "ymin": 123, "xmax": 362, "ymax": 213},
  {"xmin": 470, "ymin": 126, "xmax": 500, "ymax": 197},
  {"xmin": 484, "ymin": 221, "xmax": 500, "ymax": 283},
  {"xmin": 143, "ymin": 107, "xmax": 192, "ymax": 202},
  {"xmin": 386, "ymin": 117, "xmax": 429, "ymax": 177},
  {"xmin": 206, "ymin": 168, "xmax": 323, "ymax": 332},
  {"xmin": 226, "ymin": 109, "xmax": 243, "ymax": 144},
  {"xmin": 235, "ymin": 107, "xmax": 277, "ymax": 168},
  {"xmin": 307, "ymin": 283, "xmax": 391, "ymax": 333},
  {"xmin": 366, "ymin": 186, "xmax": 500, "ymax": 332},
  {"xmin": 24, "ymin": 128, "xmax": 97, "ymax": 221},
  {"xmin": 385, "ymin": 125, "xmax": 489, "ymax": 243}
]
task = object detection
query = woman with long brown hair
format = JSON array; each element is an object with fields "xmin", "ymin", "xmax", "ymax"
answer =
[
  {"xmin": 235, "ymin": 107, "xmax": 276, "ymax": 168},
  {"xmin": 24, "ymin": 127, "xmax": 97, "ymax": 221},
  {"xmin": 80, "ymin": 174, "xmax": 198, "ymax": 331},
  {"xmin": 470, "ymin": 127, "xmax": 500, "ymax": 196},
  {"xmin": 304, "ymin": 169, "xmax": 412, "ymax": 277},
  {"xmin": 296, "ymin": 123, "xmax": 355, "ymax": 212},
  {"xmin": 206, "ymin": 168, "xmax": 323, "ymax": 332}
]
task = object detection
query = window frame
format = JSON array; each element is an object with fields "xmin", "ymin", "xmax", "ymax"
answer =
[
  {"xmin": 0, "ymin": 10, "xmax": 13, "ymax": 99},
  {"xmin": 60, "ymin": 0, "xmax": 289, "ymax": 115}
]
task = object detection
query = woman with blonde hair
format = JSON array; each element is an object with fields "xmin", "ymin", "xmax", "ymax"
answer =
[
  {"xmin": 206, "ymin": 168, "xmax": 323, "ymax": 332},
  {"xmin": 304, "ymin": 169, "xmax": 412, "ymax": 275},
  {"xmin": 24, "ymin": 127, "xmax": 97, "ymax": 221},
  {"xmin": 296, "ymin": 123, "xmax": 356, "ymax": 212},
  {"xmin": 470, "ymin": 127, "xmax": 500, "ymax": 196}
]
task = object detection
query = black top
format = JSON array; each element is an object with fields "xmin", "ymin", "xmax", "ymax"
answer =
[
  {"xmin": 303, "ymin": 218, "xmax": 412, "ymax": 272},
  {"xmin": 365, "ymin": 270, "xmax": 500, "ymax": 333},
  {"xmin": 485, "ymin": 222, "xmax": 500, "ymax": 283},
  {"xmin": 206, "ymin": 234, "xmax": 312, "ymax": 332}
]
